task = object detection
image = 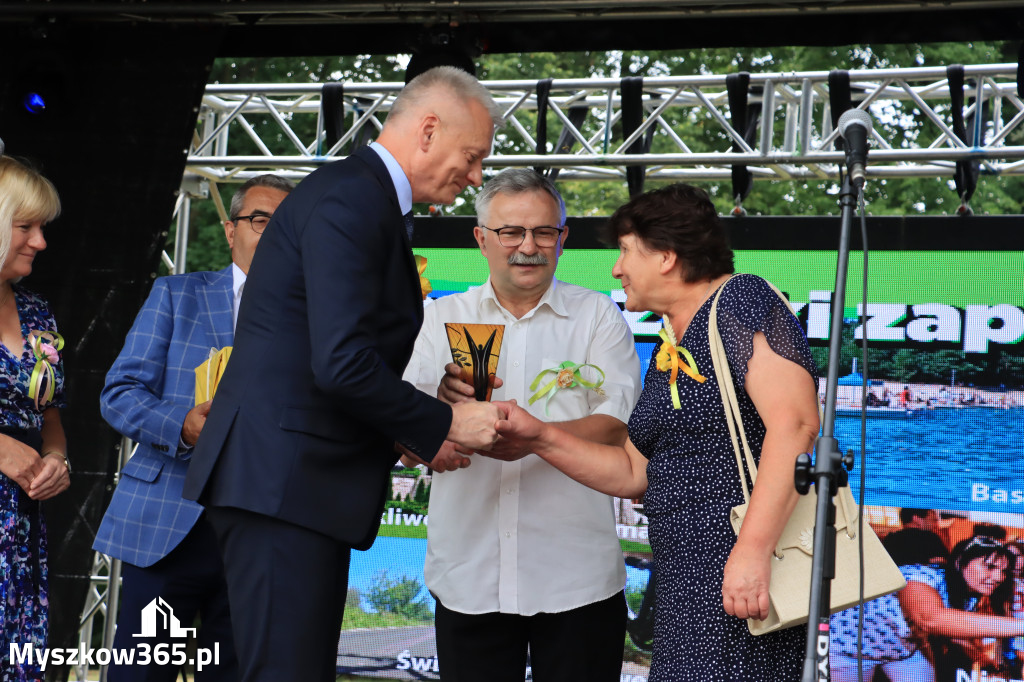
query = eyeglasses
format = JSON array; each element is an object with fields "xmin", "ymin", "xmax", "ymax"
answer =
[
  {"xmin": 480, "ymin": 225, "xmax": 565, "ymax": 248},
  {"xmin": 954, "ymin": 535, "xmax": 1006, "ymax": 571},
  {"xmin": 233, "ymin": 213, "xmax": 272, "ymax": 234}
]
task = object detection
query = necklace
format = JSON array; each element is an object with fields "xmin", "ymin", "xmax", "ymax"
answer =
[{"xmin": 0, "ymin": 285, "xmax": 12, "ymax": 310}]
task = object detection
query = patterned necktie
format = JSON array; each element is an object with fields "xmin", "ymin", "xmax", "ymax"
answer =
[
  {"xmin": 403, "ymin": 211, "xmax": 414, "ymax": 241},
  {"xmin": 233, "ymin": 281, "xmax": 243, "ymax": 331}
]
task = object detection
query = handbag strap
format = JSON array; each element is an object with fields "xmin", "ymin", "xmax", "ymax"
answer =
[{"xmin": 709, "ymin": 274, "xmax": 795, "ymax": 504}]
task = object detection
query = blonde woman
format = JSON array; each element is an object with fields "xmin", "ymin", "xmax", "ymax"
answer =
[{"xmin": 0, "ymin": 156, "xmax": 70, "ymax": 682}]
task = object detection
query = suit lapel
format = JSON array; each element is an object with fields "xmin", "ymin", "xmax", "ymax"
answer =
[
  {"xmin": 353, "ymin": 147, "xmax": 426, "ymax": 323},
  {"xmin": 199, "ymin": 267, "xmax": 235, "ymax": 348},
  {"xmin": 400, "ymin": 215, "xmax": 423, "ymax": 325}
]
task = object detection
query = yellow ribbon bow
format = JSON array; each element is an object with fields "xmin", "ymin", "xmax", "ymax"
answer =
[
  {"xmin": 528, "ymin": 361, "xmax": 606, "ymax": 415},
  {"xmin": 415, "ymin": 254, "xmax": 432, "ymax": 300},
  {"xmin": 656, "ymin": 316, "xmax": 705, "ymax": 409},
  {"xmin": 28, "ymin": 330, "xmax": 64, "ymax": 409}
]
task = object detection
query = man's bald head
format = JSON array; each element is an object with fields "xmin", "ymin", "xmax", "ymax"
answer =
[
  {"xmin": 385, "ymin": 66, "xmax": 503, "ymax": 131},
  {"xmin": 378, "ymin": 66, "xmax": 504, "ymax": 205}
]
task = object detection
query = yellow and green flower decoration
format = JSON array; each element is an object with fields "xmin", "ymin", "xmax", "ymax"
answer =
[
  {"xmin": 528, "ymin": 361, "xmax": 606, "ymax": 414},
  {"xmin": 656, "ymin": 315, "xmax": 705, "ymax": 409},
  {"xmin": 28, "ymin": 330, "xmax": 63, "ymax": 409}
]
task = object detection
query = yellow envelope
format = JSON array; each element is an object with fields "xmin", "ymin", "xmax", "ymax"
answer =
[{"xmin": 195, "ymin": 346, "xmax": 232, "ymax": 405}]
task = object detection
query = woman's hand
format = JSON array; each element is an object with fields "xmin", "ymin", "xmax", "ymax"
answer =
[
  {"xmin": 28, "ymin": 452, "xmax": 70, "ymax": 500},
  {"xmin": 0, "ymin": 436, "xmax": 45, "ymax": 492},
  {"xmin": 485, "ymin": 400, "xmax": 544, "ymax": 462},
  {"xmin": 722, "ymin": 330, "xmax": 819, "ymax": 623},
  {"xmin": 477, "ymin": 435, "xmax": 533, "ymax": 462},
  {"xmin": 722, "ymin": 541, "xmax": 772, "ymax": 621}
]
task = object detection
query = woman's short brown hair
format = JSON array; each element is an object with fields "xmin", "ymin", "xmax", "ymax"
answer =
[{"xmin": 604, "ymin": 183, "xmax": 734, "ymax": 283}]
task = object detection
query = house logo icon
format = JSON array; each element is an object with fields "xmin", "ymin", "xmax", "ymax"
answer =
[{"xmin": 133, "ymin": 597, "xmax": 197, "ymax": 638}]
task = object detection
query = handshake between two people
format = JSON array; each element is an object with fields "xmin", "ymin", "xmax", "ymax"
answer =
[{"xmin": 399, "ymin": 363, "xmax": 546, "ymax": 473}]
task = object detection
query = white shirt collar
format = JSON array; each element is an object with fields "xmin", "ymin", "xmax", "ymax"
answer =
[
  {"xmin": 369, "ymin": 142, "xmax": 413, "ymax": 215},
  {"xmin": 478, "ymin": 277, "xmax": 568, "ymax": 319},
  {"xmin": 231, "ymin": 262, "xmax": 247, "ymax": 331}
]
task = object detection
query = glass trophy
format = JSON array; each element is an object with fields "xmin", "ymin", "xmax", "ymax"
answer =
[{"xmin": 444, "ymin": 323, "xmax": 505, "ymax": 401}]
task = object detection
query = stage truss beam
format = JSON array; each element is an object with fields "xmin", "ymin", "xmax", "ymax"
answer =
[{"xmin": 185, "ymin": 63, "xmax": 1024, "ymax": 192}]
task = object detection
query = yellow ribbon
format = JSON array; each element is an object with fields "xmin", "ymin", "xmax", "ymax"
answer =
[
  {"xmin": 415, "ymin": 254, "xmax": 432, "ymax": 300},
  {"xmin": 528, "ymin": 361, "xmax": 606, "ymax": 414},
  {"xmin": 656, "ymin": 325, "xmax": 705, "ymax": 410},
  {"xmin": 28, "ymin": 330, "xmax": 64, "ymax": 409}
]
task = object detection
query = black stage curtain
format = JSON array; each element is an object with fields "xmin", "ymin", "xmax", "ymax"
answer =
[{"xmin": 1, "ymin": 22, "xmax": 222, "ymax": 680}]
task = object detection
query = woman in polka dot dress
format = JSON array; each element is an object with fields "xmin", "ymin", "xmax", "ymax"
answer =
[{"xmin": 493, "ymin": 183, "xmax": 820, "ymax": 680}]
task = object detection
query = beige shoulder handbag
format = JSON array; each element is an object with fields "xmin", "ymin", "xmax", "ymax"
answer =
[{"xmin": 708, "ymin": 275, "xmax": 906, "ymax": 636}]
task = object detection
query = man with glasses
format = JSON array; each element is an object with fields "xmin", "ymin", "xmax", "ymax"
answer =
[
  {"xmin": 402, "ymin": 168, "xmax": 641, "ymax": 682},
  {"xmin": 93, "ymin": 174, "xmax": 293, "ymax": 682}
]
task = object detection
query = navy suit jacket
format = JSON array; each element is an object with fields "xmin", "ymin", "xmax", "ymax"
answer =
[
  {"xmin": 94, "ymin": 267, "xmax": 234, "ymax": 567},
  {"xmin": 183, "ymin": 146, "xmax": 452, "ymax": 549}
]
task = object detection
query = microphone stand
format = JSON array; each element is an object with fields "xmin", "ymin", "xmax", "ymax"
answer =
[{"xmin": 798, "ymin": 171, "xmax": 859, "ymax": 682}]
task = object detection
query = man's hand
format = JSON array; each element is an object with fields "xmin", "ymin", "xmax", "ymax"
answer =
[
  {"xmin": 181, "ymin": 400, "xmax": 212, "ymax": 447},
  {"xmin": 427, "ymin": 441, "xmax": 473, "ymax": 472},
  {"xmin": 0, "ymin": 437, "xmax": 44, "ymax": 492},
  {"xmin": 448, "ymin": 400, "xmax": 505, "ymax": 450},
  {"xmin": 438, "ymin": 363, "xmax": 503, "ymax": 405},
  {"xmin": 396, "ymin": 441, "xmax": 472, "ymax": 472}
]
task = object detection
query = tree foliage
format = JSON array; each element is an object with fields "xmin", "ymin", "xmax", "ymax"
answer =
[
  {"xmin": 365, "ymin": 570, "xmax": 433, "ymax": 620},
  {"xmin": 477, "ymin": 42, "xmax": 1022, "ymax": 218},
  {"xmin": 169, "ymin": 42, "xmax": 1020, "ymax": 273},
  {"xmin": 413, "ymin": 478, "xmax": 429, "ymax": 504}
]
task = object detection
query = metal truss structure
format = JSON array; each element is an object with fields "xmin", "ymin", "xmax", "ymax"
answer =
[
  {"xmin": 187, "ymin": 62, "xmax": 1024, "ymax": 193},
  {"xmin": 76, "ymin": 438, "xmax": 132, "ymax": 682}
]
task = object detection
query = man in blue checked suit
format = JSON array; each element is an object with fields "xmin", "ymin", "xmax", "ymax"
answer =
[{"xmin": 93, "ymin": 174, "xmax": 293, "ymax": 682}]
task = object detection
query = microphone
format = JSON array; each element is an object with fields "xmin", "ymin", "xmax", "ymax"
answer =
[
  {"xmin": 838, "ymin": 108, "xmax": 873, "ymax": 188},
  {"xmin": 0, "ymin": 136, "xmax": 5, "ymax": 157}
]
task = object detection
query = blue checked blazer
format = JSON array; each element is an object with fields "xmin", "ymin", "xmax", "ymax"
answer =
[{"xmin": 93, "ymin": 266, "xmax": 234, "ymax": 567}]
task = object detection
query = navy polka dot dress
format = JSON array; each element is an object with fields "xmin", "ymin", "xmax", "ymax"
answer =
[{"xmin": 628, "ymin": 274, "xmax": 819, "ymax": 681}]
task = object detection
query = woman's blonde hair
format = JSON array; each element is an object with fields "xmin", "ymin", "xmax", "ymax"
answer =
[{"xmin": 0, "ymin": 157, "xmax": 61, "ymax": 271}]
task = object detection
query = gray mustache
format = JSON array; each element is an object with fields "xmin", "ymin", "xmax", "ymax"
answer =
[{"xmin": 507, "ymin": 252, "xmax": 549, "ymax": 266}]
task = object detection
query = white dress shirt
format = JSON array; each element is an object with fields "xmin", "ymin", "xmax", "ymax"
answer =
[
  {"xmin": 231, "ymin": 263, "xmax": 247, "ymax": 331},
  {"xmin": 403, "ymin": 278, "xmax": 641, "ymax": 615}
]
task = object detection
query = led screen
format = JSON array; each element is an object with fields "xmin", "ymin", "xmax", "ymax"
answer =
[{"xmin": 337, "ymin": 222, "xmax": 1024, "ymax": 682}]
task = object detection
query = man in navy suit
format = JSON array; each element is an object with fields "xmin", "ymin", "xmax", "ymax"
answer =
[
  {"xmin": 183, "ymin": 67, "xmax": 507, "ymax": 682},
  {"xmin": 94, "ymin": 174, "xmax": 294, "ymax": 681}
]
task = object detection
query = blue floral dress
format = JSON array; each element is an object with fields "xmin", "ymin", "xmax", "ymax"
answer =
[
  {"xmin": 628, "ymin": 275, "xmax": 819, "ymax": 681},
  {"xmin": 1, "ymin": 285, "xmax": 66, "ymax": 682}
]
